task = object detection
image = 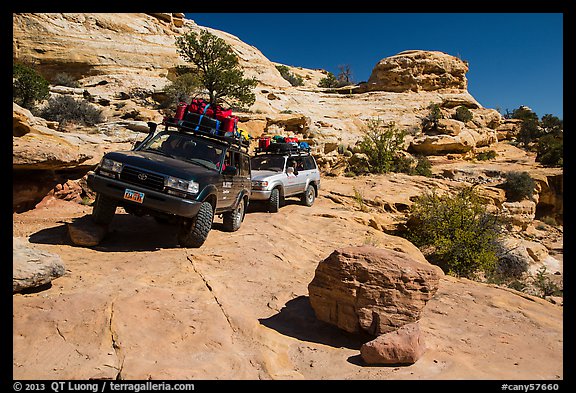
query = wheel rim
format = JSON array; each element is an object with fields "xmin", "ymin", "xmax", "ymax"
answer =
[{"xmin": 307, "ymin": 187, "xmax": 314, "ymax": 203}]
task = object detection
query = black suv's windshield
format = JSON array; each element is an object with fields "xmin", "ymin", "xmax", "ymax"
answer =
[
  {"xmin": 251, "ymin": 155, "xmax": 286, "ymax": 172},
  {"xmin": 141, "ymin": 131, "xmax": 225, "ymax": 170}
]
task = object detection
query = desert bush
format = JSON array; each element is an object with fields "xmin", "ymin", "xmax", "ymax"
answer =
[
  {"xmin": 357, "ymin": 119, "xmax": 406, "ymax": 174},
  {"xmin": 476, "ymin": 150, "xmax": 497, "ymax": 161},
  {"xmin": 52, "ymin": 72, "xmax": 80, "ymax": 88},
  {"xmin": 412, "ymin": 155, "xmax": 432, "ymax": 177},
  {"xmin": 13, "ymin": 63, "xmax": 50, "ymax": 110},
  {"xmin": 454, "ymin": 105, "xmax": 473, "ymax": 123},
  {"xmin": 352, "ymin": 186, "xmax": 369, "ymax": 212},
  {"xmin": 422, "ymin": 103, "xmax": 444, "ymax": 131},
  {"xmin": 502, "ymin": 171, "xmax": 535, "ymax": 201},
  {"xmin": 318, "ymin": 72, "xmax": 340, "ymax": 88},
  {"xmin": 392, "ymin": 155, "xmax": 432, "ymax": 177},
  {"xmin": 533, "ymin": 266, "xmax": 561, "ymax": 297},
  {"xmin": 40, "ymin": 95, "xmax": 104, "ymax": 128},
  {"xmin": 536, "ymin": 133, "xmax": 563, "ymax": 167},
  {"xmin": 276, "ymin": 65, "xmax": 304, "ymax": 87},
  {"xmin": 403, "ymin": 186, "xmax": 503, "ymax": 278}
]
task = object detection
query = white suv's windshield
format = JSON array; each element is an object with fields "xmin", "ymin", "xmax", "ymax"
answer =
[
  {"xmin": 143, "ymin": 131, "xmax": 225, "ymax": 170},
  {"xmin": 251, "ymin": 155, "xmax": 286, "ymax": 172}
]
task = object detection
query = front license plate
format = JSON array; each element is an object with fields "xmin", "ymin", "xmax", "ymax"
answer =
[{"xmin": 124, "ymin": 189, "xmax": 145, "ymax": 203}]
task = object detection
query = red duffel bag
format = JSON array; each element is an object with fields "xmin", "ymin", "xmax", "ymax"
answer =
[
  {"xmin": 221, "ymin": 115, "xmax": 238, "ymax": 132},
  {"xmin": 206, "ymin": 104, "xmax": 233, "ymax": 121},
  {"xmin": 188, "ymin": 99, "xmax": 208, "ymax": 114}
]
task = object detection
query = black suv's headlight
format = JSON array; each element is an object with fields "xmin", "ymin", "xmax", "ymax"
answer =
[
  {"xmin": 165, "ymin": 176, "xmax": 199, "ymax": 196},
  {"xmin": 98, "ymin": 158, "xmax": 123, "ymax": 178}
]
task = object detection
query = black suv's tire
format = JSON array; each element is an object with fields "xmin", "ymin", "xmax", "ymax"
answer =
[
  {"xmin": 177, "ymin": 201, "xmax": 214, "ymax": 248},
  {"xmin": 268, "ymin": 188, "xmax": 280, "ymax": 213},
  {"xmin": 92, "ymin": 193, "xmax": 117, "ymax": 225},
  {"xmin": 223, "ymin": 198, "xmax": 245, "ymax": 232},
  {"xmin": 301, "ymin": 184, "xmax": 315, "ymax": 207}
]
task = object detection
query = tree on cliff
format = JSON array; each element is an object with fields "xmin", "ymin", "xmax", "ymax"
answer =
[
  {"xmin": 174, "ymin": 30, "xmax": 257, "ymax": 109},
  {"xmin": 13, "ymin": 63, "xmax": 49, "ymax": 110}
]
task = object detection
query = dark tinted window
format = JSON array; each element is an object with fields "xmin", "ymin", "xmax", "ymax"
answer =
[
  {"xmin": 240, "ymin": 154, "xmax": 250, "ymax": 176},
  {"xmin": 302, "ymin": 156, "xmax": 316, "ymax": 170}
]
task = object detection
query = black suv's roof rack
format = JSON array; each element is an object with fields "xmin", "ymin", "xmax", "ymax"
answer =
[{"xmin": 163, "ymin": 118, "xmax": 249, "ymax": 153}]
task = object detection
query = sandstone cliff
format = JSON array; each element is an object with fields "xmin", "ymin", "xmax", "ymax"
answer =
[{"xmin": 13, "ymin": 13, "xmax": 502, "ymax": 152}]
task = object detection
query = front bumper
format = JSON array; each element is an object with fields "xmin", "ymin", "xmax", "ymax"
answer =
[
  {"xmin": 87, "ymin": 171, "xmax": 202, "ymax": 218},
  {"xmin": 250, "ymin": 189, "xmax": 272, "ymax": 201}
]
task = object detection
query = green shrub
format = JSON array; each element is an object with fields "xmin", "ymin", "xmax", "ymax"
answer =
[
  {"xmin": 318, "ymin": 72, "xmax": 339, "ymax": 88},
  {"xmin": 276, "ymin": 65, "xmax": 304, "ymax": 87},
  {"xmin": 502, "ymin": 171, "xmax": 535, "ymax": 201},
  {"xmin": 357, "ymin": 119, "xmax": 405, "ymax": 174},
  {"xmin": 476, "ymin": 150, "xmax": 497, "ymax": 161},
  {"xmin": 516, "ymin": 119, "xmax": 541, "ymax": 147},
  {"xmin": 40, "ymin": 95, "xmax": 104, "ymax": 128},
  {"xmin": 533, "ymin": 266, "xmax": 561, "ymax": 297},
  {"xmin": 422, "ymin": 103, "xmax": 443, "ymax": 131},
  {"xmin": 413, "ymin": 155, "xmax": 432, "ymax": 177},
  {"xmin": 454, "ymin": 105, "xmax": 473, "ymax": 123},
  {"xmin": 403, "ymin": 186, "xmax": 502, "ymax": 278},
  {"xmin": 13, "ymin": 63, "xmax": 50, "ymax": 109},
  {"xmin": 536, "ymin": 133, "xmax": 563, "ymax": 167},
  {"xmin": 391, "ymin": 155, "xmax": 431, "ymax": 177}
]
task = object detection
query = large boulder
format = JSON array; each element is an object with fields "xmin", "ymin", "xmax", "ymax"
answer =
[
  {"xmin": 308, "ymin": 245, "xmax": 442, "ymax": 336},
  {"xmin": 13, "ymin": 237, "xmax": 66, "ymax": 293},
  {"xmin": 360, "ymin": 322, "xmax": 426, "ymax": 365},
  {"xmin": 409, "ymin": 127, "xmax": 498, "ymax": 155},
  {"xmin": 363, "ymin": 50, "xmax": 469, "ymax": 93}
]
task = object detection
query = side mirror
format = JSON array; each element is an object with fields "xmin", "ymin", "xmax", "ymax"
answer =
[
  {"xmin": 223, "ymin": 166, "xmax": 238, "ymax": 176},
  {"xmin": 286, "ymin": 166, "xmax": 296, "ymax": 175},
  {"xmin": 147, "ymin": 122, "xmax": 158, "ymax": 133}
]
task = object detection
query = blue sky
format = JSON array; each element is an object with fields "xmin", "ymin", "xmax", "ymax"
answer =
[{"xmin": 186, "ymin": 13, "xmax": 563, "ymax": 120}]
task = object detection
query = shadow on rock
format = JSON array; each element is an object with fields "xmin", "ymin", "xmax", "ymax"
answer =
[
  {"xmin": 346, "ymin": 354, "xmax": 410, "ymax": 368},
  {"xmin": 247, "ymin": 198, "xmax": 305, "ymax": 214},
  {"xmin": 258, "ymin": 295, "xmax": 373, "ymax": 350},
  {"xmin": 30, "ymin": 213, "xmax": 181, "ymax": 252},
  {"xmin": 28, "ymin": 223, "xmax": 73, "ymax": 246}
]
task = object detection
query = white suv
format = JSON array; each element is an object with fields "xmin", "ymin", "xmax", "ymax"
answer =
[{"xmin": 250, "ymin": 148, "xmax": 321, "ymax": 212}]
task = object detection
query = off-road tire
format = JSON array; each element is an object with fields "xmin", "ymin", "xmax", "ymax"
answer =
[
  {"xmin": 177, "ymin": 201, "xmax": 214, "ymax": 248},
  {"xmin": 268, "ymin": 188, "xmax": 280, "ymax": 213},
  {"xmin": 301, "ymin": 184, "xmax": 315, "ymax": 207},
  {"xmin": 92, "ymin": 193, "xmax": 117, "ymax": 225},
  {"xmin": 223, "ymin": 198, "xmax": 245, "ymax": 232}
]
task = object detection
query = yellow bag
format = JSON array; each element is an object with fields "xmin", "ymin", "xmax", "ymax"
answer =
[{"xmin": 239, "ymin": 128, "xmax": 251, "ymax": 141}]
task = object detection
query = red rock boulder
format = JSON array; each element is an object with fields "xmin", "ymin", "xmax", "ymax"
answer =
[{"xmin": 308, "ymin": 245, "xmax": 441, "ymax": 335}]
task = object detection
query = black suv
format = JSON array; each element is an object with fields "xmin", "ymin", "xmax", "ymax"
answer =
[{"xmin": 87, "ymin": 122, "xmax": 251, "ymax": 248}]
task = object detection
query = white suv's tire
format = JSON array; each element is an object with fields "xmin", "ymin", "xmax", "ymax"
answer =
[
  {"xmin": 301, "ymin": 184, "xmax": 315, "ymax": 207},
  {"xmin": 268, "ymin": 188, "xmax": 280, "ymax": 213}
]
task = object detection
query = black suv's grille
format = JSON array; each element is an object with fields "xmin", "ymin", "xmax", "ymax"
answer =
[{"xmin": 119, "ymin": 166, "xmax": 165, "ymax": 192}]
